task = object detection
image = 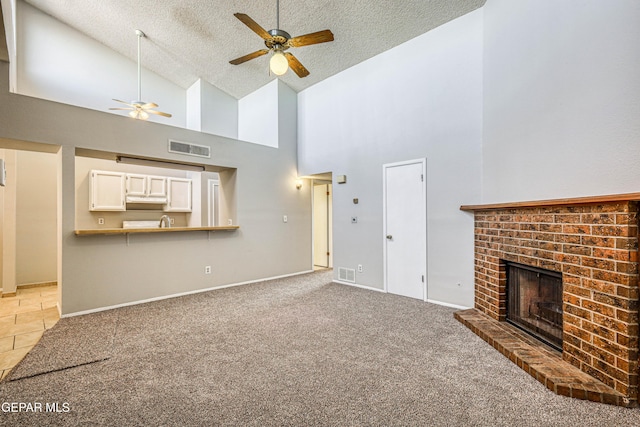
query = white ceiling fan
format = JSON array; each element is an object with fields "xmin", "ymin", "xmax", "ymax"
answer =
[{"xmin": 109, "ymin": 30, "xmax": 171, "ymax": 120}]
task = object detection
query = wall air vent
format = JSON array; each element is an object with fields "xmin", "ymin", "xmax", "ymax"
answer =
[
  {"xmin": 338, "ymin": 267, "xmax": 356, "ymax": 283},
  {"xmin": 168, "ymin": 139, "xmax": 211, "ymax": 158}
]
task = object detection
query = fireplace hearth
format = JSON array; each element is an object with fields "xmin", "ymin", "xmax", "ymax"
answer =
[{"xmin": 506, "ymin": 262, "xmax": 562, "ymax": 350}]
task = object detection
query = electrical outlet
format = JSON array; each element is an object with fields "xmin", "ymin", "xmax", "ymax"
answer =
[
  {"xmin": 170, "ymin": 218, "xmax": 175, "ymax": 225},
  {"xmin": 228, "ymin": 219, "xmax": 233, "ymax": 225},
  {"xmin": 98, "ymin": 218, "xmax": 105, "ymax": 225},
  {"xmin": 358, "ymin": 264, "xmax": 363, "ymax": 273},
  {"xmin": 205, "ymin": 266, "xmax": 211, "ymax": 274}
]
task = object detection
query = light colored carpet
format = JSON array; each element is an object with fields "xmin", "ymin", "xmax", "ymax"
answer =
[
  {"xmin": 1, "ymin": 270, "xmax": 639, "ymax": 426},
  {"xmin": 7, "ymin": 310, "xmax": 118, "ymax": 381}
]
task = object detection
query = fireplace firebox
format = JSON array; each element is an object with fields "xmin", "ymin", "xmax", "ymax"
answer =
[{"xmin": 506, "ymin": 262, "xmax": 563, "ymax": 351}]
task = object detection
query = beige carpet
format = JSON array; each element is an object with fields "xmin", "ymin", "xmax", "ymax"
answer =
[
  {"xmin": 1, "ymin": 270, "xmax": 639, "ymax": 426},
  {"xmin": 7, "ymin": 310, "xmax": 118, "ymax": 381}
]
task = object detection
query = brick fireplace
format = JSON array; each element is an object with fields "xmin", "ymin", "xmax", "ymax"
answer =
[{"xmin": 456, "ymin": 194, "xmax": 640, "ymax": 407}]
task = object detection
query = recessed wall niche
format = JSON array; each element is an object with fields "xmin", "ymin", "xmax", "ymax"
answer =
[{"xmin": 74, "ymin": 149, "xmax": 237, "ymax": 230}]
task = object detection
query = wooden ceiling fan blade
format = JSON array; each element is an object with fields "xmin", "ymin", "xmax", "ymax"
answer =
[
  {"xmin": 284, "ymin": 53, "xmax": 310, "ymax": 78},
  {"xmin": 109, "ymin": 107, "xmax": 134, "ymax": 111},
  {"xmin": 147, "ymin": 110, "xmax": 172, "ymax": 118},
  {"xmin": 112, "ymin": 99, "xmax": 136, "ymax": 107},
  {"xmin": 142, "ymin": 102, "xmax": 158, "ymax": 109},
  {"xmin": 234, "ymin": 13, "xmax": 271, "ymax": 40},
  {"xmin": 229, "ymin": 49, "xmax": 269, "ymax": 65},
  {"xmin": 287, "ymin": 29, "xmax": 334, "ymax": 47}
]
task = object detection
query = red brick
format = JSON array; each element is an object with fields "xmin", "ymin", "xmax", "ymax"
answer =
[
  {"xmin": 582, "ymin": 236, "xmax": 616, "ymax": 248},
  {"xmin": 582, "ymin": 257, "xmax": 615, "ymax": 271},
  {"xmin": 555, "ymin": 214, "xmax": 582, "ymax": 223},
  {"xmin": 582, "ymin": 300, "xmax": 616, "ymax": 317},
  {"xmin": 582, "ymin": 213, "xmax": 616, "ymax": 225},
  {"xmin": 563, "ymin": 224, "xmax": 592, "ymax": 234}
]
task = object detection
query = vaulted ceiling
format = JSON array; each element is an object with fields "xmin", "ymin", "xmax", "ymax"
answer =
[{"xmin": 22, "ymin": 0, "xmax": 486, "ymax": 99}]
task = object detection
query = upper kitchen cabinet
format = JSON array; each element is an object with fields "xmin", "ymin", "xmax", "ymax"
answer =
[
  {"xmin": 165, "ymin": 178, "xmax": 192, "ymax": 212},
  {"xmin": 90, "ymin": 170, "xmax": 126, "ymax": 211},
  {"xmin": 125, "ymin": 174, "xmax": 167, "ymax": 203}
]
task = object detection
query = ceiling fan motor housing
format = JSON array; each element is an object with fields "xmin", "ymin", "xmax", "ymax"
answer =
[{"xmin": 266, "ymin": 29, "xmax": 291, "ymax": 49}]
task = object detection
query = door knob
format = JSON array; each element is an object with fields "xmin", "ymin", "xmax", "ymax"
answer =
[{"xmin": 386, "ymin": 235, "xmax": 393, "ymax": 240}]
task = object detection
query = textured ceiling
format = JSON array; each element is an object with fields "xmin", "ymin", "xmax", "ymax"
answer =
[{"xmin": 23, "ymin": 0, "xmax": 485, "ymax": 99}]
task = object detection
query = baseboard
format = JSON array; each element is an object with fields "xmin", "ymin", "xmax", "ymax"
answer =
[
  {"xmin": 62, "ymin": 270, "xmax": 316, "ymax": 318},
  {"xmin": 333, "ymin": 280, "xmax": 386, "ymax": 293},
  {"xmin": 1, "ymin": 292, "xmax": 17, "ymax": 298},
  {"xmin": 426, "ymin": 299, "xmax": 471, "ymax": 310},
  {"xmin": 18, "ymin": 281, "xmax": 57, "ymax": 289}
]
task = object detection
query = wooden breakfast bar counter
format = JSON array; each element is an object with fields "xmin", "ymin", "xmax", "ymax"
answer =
[{"xmin": 74, "ymin": 225, "xmax": 240, "ymax": 236}]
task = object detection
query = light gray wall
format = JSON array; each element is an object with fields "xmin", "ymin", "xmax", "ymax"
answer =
[
  {"xmin": 0, "ymin": 61, "xmax": 311, "ymax": 315},
  {"xmin": 482, "ymin": 0, "xmax": 640, "ymax": 202},
  {"xmin": 297, "ymin": 10, "xmax": 483, "ymax": 307},
  {"xmin": 16, "ymin": 150, "xmax": 57, "ymax": 285}
]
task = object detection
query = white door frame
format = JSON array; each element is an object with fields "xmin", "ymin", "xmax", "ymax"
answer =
[
  {"xmin": 207, "ymin": 178, "xmax": 220, "ymax": 227},
  {"xmin": 312, "ymin": 179, "xmax": 333, "ymax": 268},
  {"xmin": 382, "ymin": 158, "xmax": 427, "ymax": 301}
]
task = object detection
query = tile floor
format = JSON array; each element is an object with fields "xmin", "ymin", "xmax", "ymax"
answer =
[{"xmin": 0, "ymin": 285, "xmax": 60, "ymax": 380}]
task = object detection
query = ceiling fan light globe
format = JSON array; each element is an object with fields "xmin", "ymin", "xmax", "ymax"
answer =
[
  {"xmin": 139, "ymin": 111, "xmax": 149, "ymax": 120},
  {"xmin": 270, "ymin": 51, "xmax": 289, "ymax": 75},
  {"xmin": 129, "ymin": 110, "xmax": 138, "ymax": 119}
]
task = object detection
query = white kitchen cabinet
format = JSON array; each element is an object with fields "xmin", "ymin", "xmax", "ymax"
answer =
[
  {"xmin": 164, "ymin": 178, "xmax": 192, "ymax": 212},
  {"xmin": 147, "ymin": 175, "xmax": 167, "ymax": 197},
  {"xmin": 125, "ymin": 174, "xmax": 167, "ymax": 199},
  {"xmin": 125, "ymin": 174, "xmax": 147, "ymax": 196},
  {"xmin": 90, "ymin": 170, "xmax": 126, "ymax": 211}
]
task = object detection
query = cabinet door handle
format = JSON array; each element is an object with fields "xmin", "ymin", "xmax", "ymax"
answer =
[{"xmin": 386, "ymin": 235, "xmax": 393, "ymax": 240}]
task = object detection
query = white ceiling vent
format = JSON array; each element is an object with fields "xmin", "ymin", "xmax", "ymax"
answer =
[
  {"xmin": 168, "ymin": 139, "xmax": 211, "ymax": 158},
  {"xmin": 338, "ymin": 267, "xmax": 356, "ymax": 283}
]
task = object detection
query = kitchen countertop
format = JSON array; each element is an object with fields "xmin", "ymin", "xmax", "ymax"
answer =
[{"xmin": 74, "ymin": 225, "xmax": 240, "ymax": 236}]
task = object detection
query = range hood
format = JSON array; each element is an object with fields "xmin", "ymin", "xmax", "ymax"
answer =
[{"xmin": 125, "ymin": 195, "xmax": 167, "ymax": 204}]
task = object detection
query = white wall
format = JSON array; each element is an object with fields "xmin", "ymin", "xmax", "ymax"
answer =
[
  {"xmin": 238, "ymin": 80, "xmax": 279, "ymax": 148},
  {"xmin": 15, "ymin": 1, "xmax": 187, "ymax": 127},
  {"xmin": 187, "ymin": 79, "xmax": 238, "ymax": 139},
  {"xmin": 482, "ymin": 0, "xmax": 640, "ymax": 202},
  {"xmin": 298, "ymin": 10, "xmax": 483, "ymax": 307}
]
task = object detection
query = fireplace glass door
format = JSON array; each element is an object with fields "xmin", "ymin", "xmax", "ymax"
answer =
[{"xmin": 506, "ymin": 262, "xmax": 563, "ymax": 350}]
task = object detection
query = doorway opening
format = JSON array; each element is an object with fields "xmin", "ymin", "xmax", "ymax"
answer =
[
  {"xmin": 0, "ymin": 142, "xmax": 62, "ymax": 379},
  {"xmin": 310, "ymin": 173, "xmax": 333, "ymax": 270},
  {"xmin": 1, "ymin": 144, "xmax": 60, "ymax": 303}
]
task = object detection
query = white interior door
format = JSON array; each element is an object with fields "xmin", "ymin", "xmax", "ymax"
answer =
[
  {"xmin": 384, "ymin": 159, "xmax": 426, "ymax": 300},
  {"xmin": 313, "ymin": 183, "xmax": 330, "ymax": 267}
]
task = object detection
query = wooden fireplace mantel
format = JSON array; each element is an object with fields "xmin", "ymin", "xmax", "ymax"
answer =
[{"xmin": 460, "ymin": 192, "xmax": 640, "ymax": 211}]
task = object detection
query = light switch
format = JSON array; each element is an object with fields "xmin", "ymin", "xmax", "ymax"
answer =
[{"xmin": 283, "ymin": 215, "xmax": 288, "ymax": 223}]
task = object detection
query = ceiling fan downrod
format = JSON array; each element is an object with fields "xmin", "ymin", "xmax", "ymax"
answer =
[{"xmin": 135, "ymin": 29, "xmax": 144, "ymax": 103}]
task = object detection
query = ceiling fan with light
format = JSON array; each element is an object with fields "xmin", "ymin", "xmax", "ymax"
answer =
[
  {"xmin": 110, "ymin": 30, "xmax": 172, "ymax": 120},
  {"xmin": 229, "ymin": 0, "xmax": 334, "ymax": 77}
]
